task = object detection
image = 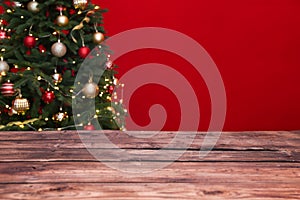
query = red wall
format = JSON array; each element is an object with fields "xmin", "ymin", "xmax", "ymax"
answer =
[{"xmin": 96, "ymin": 0, "xmax": 300, "ymax": 131}]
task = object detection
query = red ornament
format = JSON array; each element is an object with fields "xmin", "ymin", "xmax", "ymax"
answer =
[
  {"xmin": 38, "ymin": 44, "xmax": 46, "ymax": 53},
  {"xmin": 69, "ymin": 9, "xmax": 76, "ymax": 15},
  {"xmin": 61, "ymin": 30, "xmax": 70, "ymax": 35},
  {"xmin": 24, "ymin": 35, "xmax": 36, "ymax": 48},
  {"xmin": 42, "ymin": 90, "xmax": 55, "ymax": 104},
  {"xmin": 84, "ymin": 123, "xmax": 95, "ymax": 130},
  {"xmin": 0, "ymin": 30, "xmax": 7, "ymax": 40},
  {"xmin": 78, "ymin": 46, "xmax": 90, "ymax": 58},
  {"xmin": 1, "ymin": 82, "xmax": 15, "ymax": 96},
  {"xmin": 108, "ymin": 85, "xmax": 114, "ymax": 94},
  {"xmin": 26, "ymin": 49, "xmax": 31, "ymax": 55}
]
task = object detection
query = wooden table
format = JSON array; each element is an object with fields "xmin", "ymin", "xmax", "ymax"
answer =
[{"xmin": 0, "ymin": 131, "xmax": 299, "ymax": 199}]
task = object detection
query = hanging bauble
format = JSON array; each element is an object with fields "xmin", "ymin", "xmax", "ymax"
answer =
[
  {"xmin": 108, "ymin": 85, "xmax": 114, "ymax": 94},
  {"xmin": 56, "ymin": 15, "xmax": 69, "ymax": 27},
  {"xmin": 12, "ymin": 1, "xmax": 22, "ymax": 7},
  {"xmin": 27, "ymin": 0, "xmax": 40, "ymax": 13},
  {"xmin": 1, "ymin": 82, "xmax": 15, "ymax": 96},
  {"xmin": 78, "ymin": 46, "xmax": 90, "ymax": 58},
  {"xmin": 24, "ymin": 35, "xmax": 36, "ymax": 48},
  {"xmin": 51, "ymin": 41, "xmax": 67, "ymax": 57},
  {"xmin": 38, "ymin": 44, "xmax": 46, "ymax": 53},
  {"xmin": 82, "ymin": 81, "xmax": 99, "ymax": 98},
  {"xmin": 105, "ymin": 60, "xmax": 113, "ymax": 69},
  {"xmin": 12, "ymin": 95, "xmax": 30, "ymax": 114},
  {"xmin": 42, "ymin": 90, "xmax": 55, "ymax": 104},
  {"xmin": 84, "ymin": 123, "xmax": 95, "ymax": 130},
  {"xmin": 0, "ymin": 60, "xmax": 9, "ymax": 76},
  {"xmin": 73, "ymin": 0, "xmax": 88, "ymax": 10},
  {"xmin": 93, "ymin": 32, "xmax": 104, "ymax": 44},
  {"xmin": 8, "ymin": 108, "xmax": 18, "ymax": 116},
  {"xmin": 0, "ymin": 30, "xmax": 7, "ymax": 40},
  {"xmin": 53, "ymin": 111, "xmax": 68, "ymax": 122},
  {"xmin": 52, "ymin": 73, "xmax": 63, "ymax": 84}
]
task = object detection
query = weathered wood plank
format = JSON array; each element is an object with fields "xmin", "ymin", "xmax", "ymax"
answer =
[
  {"xmin": 0, "ymin": 131, "xmax": 299, "ymax": 150},
  {"xmin": 0, "ymin": 162, "xmax": 299, "ymax": 184},
  {"xmin": 0, "ymin": 148, "xmax": 299, "ymax": 162},
  {"xmin": 0, "ymin": 131, "xmax": 299, "ymax": 199},
  {"xmin": 0, "ymin": 183, "xmax": 299, "ymax": 200}
]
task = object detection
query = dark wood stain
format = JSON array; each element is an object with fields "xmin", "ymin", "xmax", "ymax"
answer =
[{"xmin": 0, "ymin": 131, "xmax": 299, "ymax": 199}]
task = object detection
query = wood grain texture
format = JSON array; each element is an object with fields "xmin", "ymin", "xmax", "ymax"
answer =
[{"xmin": 0, "ymin": 131, "xmax": 299, "ymax": 199}]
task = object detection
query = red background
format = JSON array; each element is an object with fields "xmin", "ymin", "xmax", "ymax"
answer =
[
  {"xmin": 1, "ymin": 1, "xmax": 299, "ymax": 131},
  {"xmin": 96, "ymin": 0, "xmax": 300, "ymax": 131}
]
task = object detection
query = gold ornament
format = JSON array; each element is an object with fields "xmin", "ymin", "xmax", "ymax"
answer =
[
  {"xmin": 51, "ymin": 41, "xmax": 67, "ymax": 57},
  {"xmin": 82, "ymin": 79, "xmax": 99, "ymax": 98},
  {"xmin": 0, "ymin": 60, "xmax": 9, "ymax": 76},
  {"xmin": 73, "ymin": 0, "xmax": 88, "ymax": 10},
  {"xmin": 53, "ymin": 111, "xmax": 68, "ymax": 122},
  {"xmin": 52, "ymin": 72, "xmax": 63, "ymax": 84},
  {"xmin": 12, "ymin": 92, "xmax": 30, "ymax": 114},
  {"xmin": 56, "ymin": 15, "xmax": 69, "ymax": 27},
  {"xmin": 93, "ymin": 32, "xmax": 104, "ymax": 44},
  {"xmin": 27, "ymin": 0, "xmax": 40, "ymax": 13}
]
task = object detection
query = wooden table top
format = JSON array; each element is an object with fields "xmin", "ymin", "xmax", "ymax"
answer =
[{"xmin": 0, "ymin": 130, "xmax": 299, "ymax": 199}]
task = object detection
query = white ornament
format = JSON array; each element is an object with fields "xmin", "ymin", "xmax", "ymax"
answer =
[
  {"xmin": 0, "ymin": 60, "xmax": 9, "ymax": 75},
  {"xmin": 51, "ymin": 41, "xmax": 67, "ymax": 57},
  {"xmin": 27, "ymin": 0, "xmax": 40, "ymax": 13}
]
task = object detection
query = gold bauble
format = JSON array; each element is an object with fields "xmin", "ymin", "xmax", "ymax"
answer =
[
  {"xmin": 53, "ymin": 112, "xmax": 68, "ymax": 122},
  {"xmin": 27, "ymin": 0, "xmax": 40, "ymax": 13},
  {"xmin": 52, "ymin": 73, "xmax": 63, "ymax": 84},
  {"xmin": 93, "ymin": 32, "xmax": 104, "ymax": 44},
  {"xmin": 73, "ymin": 0, "xmax": 88, "ymax": 10},
  {"xmin": 82, "ymin": 82, "xmax": 99, "ymax": 98},
  {"xmin": 51, "ymin": 41, "xmax": 67, "ymax": 57},
  {"xmin": 0, "ymin": 60, "xmax": 9, "ymax": 76},
  {"xmin": 12, "ymin": 96, "xmax": 30, "ymax": 114},
  {"xmin": 56, "ymin": 15, "xmax": 69, "ymax": 27}
]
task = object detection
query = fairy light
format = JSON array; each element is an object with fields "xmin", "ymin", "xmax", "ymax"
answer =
[
  {"xmin": 45, "ymin": 118, "xmax": 49, "ymax": 121},
  {"xmin": 38, "ymin": 128, "xmax": 43, "ymax": 132},
  {"xmin": 37, "ymin": 76, "xmax": 42, "ymax": 80}
]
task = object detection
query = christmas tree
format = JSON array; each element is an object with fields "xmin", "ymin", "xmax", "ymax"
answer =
[{"xmin": 0, "ymin": 0, "xmax": 126, "ymax": 131}]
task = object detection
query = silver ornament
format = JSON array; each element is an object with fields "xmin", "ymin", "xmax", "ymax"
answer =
[
  {"xmin": 27, "ymin": 0, "xmax": 40, "ymax": 13},
  {"xmin": 82, "ymin": 82, "xmax": 99, "ymax": 98},
  {"xmin": 51, "ymin": 42, "xmax": 67, "ymax": 57},
  {"xmin": 0, "ymin": 60, "xmax": 9, "ymax": 75}
]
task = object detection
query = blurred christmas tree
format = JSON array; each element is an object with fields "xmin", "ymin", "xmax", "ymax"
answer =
[{"xmin": 0, "ymin": 0, "xmax": 126, "ymax": 131}]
